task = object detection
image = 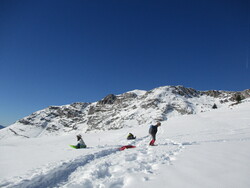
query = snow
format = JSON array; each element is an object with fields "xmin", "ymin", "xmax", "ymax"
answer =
[
  {"xmin": 0, "ymin": 101, "xmax": 250, "ymax": 188},
  {"xmin": 126, "ymin": 89, "xmax": 147, "ymax": 96}
]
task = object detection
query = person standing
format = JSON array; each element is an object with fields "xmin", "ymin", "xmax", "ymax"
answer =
[{"xmin": 149, "ymin": 122, "xmax": 161, "ymax": 146}]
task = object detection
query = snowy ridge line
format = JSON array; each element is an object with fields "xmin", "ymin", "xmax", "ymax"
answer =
[{"xmin": 1, "ymin": 148, "xmax": 119, "ymax": 188}]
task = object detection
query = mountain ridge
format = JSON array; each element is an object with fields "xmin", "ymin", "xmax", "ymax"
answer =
[{"xmin": 0, "ymin": 85, "xmax": 249, "ymax": 139}]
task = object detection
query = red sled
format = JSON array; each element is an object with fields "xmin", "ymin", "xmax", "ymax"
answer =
[{"xmin": 119, "ymin": 145, "xmax": 136, "ymax": 151}]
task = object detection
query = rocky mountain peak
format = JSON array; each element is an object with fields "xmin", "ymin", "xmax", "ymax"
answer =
[{"xmin": 2, "ymin": 86, "xmax": 249, "ymax": 139}]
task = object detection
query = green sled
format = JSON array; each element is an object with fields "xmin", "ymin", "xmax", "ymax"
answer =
[{"xmin": 69, "ymin": 145, "xmax": 86, "ymax": 149}]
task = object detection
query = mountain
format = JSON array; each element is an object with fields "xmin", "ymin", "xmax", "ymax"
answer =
[
  {"xmin": 0, "ymin": 125, "xmax": 4, "ymax": 129},
  {"xmin": 0, "ymin": 86, "xmax": 249, "ymax": 139}
]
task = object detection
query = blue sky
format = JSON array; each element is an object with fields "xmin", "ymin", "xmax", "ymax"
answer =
[{"xmin": 0, "ymin": 0, "xmax": 249, "ymax": 126}]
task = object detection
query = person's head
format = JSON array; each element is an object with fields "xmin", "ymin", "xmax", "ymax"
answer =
[
  {"xmin": 76, "ymin": 134, "xmax": 82, "ymax": 140},
  {"xmin": 156, "ymin": 122, "xmax": 161, "ymax": 127}
]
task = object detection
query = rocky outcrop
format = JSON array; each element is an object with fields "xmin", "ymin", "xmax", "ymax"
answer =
[
  {"xmin": 231, "ymin": 89, "xmax": 250, "ymax": 101},
  {"xmin": 17, "ymin": 102, "xmax": 90, "ymax": 133},
  {"xmin": 202, "ymin": 89, "xmax": 250, "ymax": 102},
  {"xmin": 98, "ymin": 94, "xmax": 117, "ymax": 105},
  {"xmin": 172, "ymin": 86, "xmax": 200, "ymax": 97}
]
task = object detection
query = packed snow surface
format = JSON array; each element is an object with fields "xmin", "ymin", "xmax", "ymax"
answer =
[{"xmin": 0, "ymin": 100, "xmax": 250, "ymax": 188}]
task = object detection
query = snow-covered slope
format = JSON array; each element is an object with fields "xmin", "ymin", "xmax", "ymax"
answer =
[
  {"xmin": 0, "ymin": 99, "xmax": 249, "ymax": 188},
  {"xmin": 0, "ymin": 86, "xmax": 249, "ymax": 139}
]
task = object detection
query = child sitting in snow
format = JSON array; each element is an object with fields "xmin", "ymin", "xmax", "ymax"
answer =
[
  {"xmin": 76, "ymin": 134, "xmax": 87, "ymax": 148},
  {"xmin": 127, "ymin": 133, "xmax": 136, "ymax": 140}
]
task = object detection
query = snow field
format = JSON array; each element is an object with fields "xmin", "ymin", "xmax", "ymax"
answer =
[
  {"xmin": 0, "ymin": 127, "xmax": 184, "ymax": 188},
  {"xmin": 0, "ymin": 101, "xmax": 250, "ymax": 188}
]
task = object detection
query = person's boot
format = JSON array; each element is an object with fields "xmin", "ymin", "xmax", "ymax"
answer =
[{"xmin": 149, "ymin": 139, "xmax": 155, "ymax": 146}]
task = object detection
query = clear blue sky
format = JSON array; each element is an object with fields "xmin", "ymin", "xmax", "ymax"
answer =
[{"xmin": 0, "ymin": 0, "xmax": 249, "ymax": 126}]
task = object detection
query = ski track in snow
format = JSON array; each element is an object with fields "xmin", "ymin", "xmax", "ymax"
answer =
[
  {"xmin": 4, "ymin": 134, "xmax": 246, "ymax": 188},
  {"xmin": 1, "ymin": 136, "xmax": 185, "ymax": 188},
  {"xmin": 61, "ymin": 136, "xmax": 184, "ymax": 188},
  {"xmin": 2, "ymin": 133, "xmax": 249, "ymax": 188},
  {"xmin": 1, "ymin": 147, "xmax": 118, "ymax": 188}
]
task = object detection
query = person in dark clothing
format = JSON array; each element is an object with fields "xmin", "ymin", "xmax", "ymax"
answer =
[
  {"xmin": 149, "ymin": 122, "xmax": 161, "ymax": 146},
  {"xmin": 127, "ymin": 133, "xmax": 136, "ymax": 140},
  {"xmin": 76, "ymin": 134, "xmax": 87, "ymax": 148}
]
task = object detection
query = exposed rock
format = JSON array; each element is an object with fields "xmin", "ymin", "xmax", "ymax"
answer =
[
  {"xmin": 18, "ymin": 119, "xmax": 32, "ymax": 125},
  {"xmin": 141, "ymin": 99, "xmax": 161, "ymax": 109},
  {"xmin": 98, "ymin": 94, "xmax": 117, "ymax": 105},
  {"xmin": 202, "ymin": 90, "xmax": 223, "ymax": 98},
  {"xmin": 172, "ymin": 86, "xmax": 200, "ymax": 97}
]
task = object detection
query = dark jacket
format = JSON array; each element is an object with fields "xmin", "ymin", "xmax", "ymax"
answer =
[
  {"xmin": 149, "ymin": 125, "xmax": 158, "ymax": 135},
  {"xmin": 127, "ymin": 133, "xmax": 136, "ymax": 140}
]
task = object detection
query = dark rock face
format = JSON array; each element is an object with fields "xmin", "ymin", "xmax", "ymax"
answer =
[
  {"xmin": 98, "ymin": 94, "xmax": 117, "ymax": 105},
  {"xmin": 231, "ymin": 89, "xmax": 250, "ymax": 101},
  {"xmin": 18, "ymin": 119, "xmax": 31, "ymax": 125},
  {"xmin": 141, "ymin": 99, "xmax": 160, "ymax": 109},
  {"xmin": 202, "ymin": 90, "xmax": 223, "ymax": 98},
  {"xmin": 86, "ymin": 92, "xmax": 139, "ymax": 131},
  {"xmin": 202, "ymin": 89, "xmax": 250, "ymax": 102},
  {"xmin": 172, "ymin": 86, "xmax": 200, "ymax": 97}
]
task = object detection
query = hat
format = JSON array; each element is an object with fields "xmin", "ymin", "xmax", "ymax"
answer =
[{"xmin": 156, "ymin": 122, "xmax": 161, "ymax": 126}]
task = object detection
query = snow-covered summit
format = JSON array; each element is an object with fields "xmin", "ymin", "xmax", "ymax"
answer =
[
  {"xmin": 125, "ymin": 89, "xmax": 147, "ymax": 96},
  {"xmin": 0, "ymin": 86, "xmax": 249, "ymax": 139}
]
